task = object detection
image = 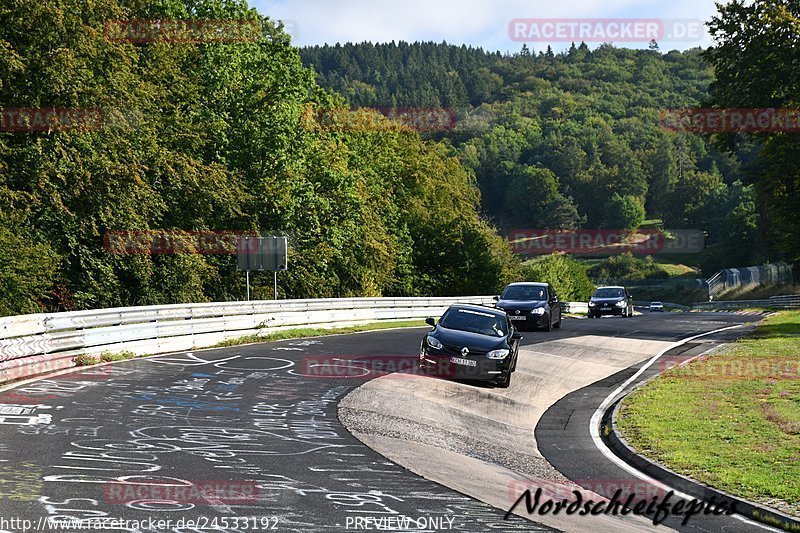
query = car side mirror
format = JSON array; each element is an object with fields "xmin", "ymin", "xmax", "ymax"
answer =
[
  {"xmin": 425, "ymin": 317, "xmax": 436, "ymax": 327},
  {"xmin": 493, "ymin": 295, "xmax": 500, "ymax": 302},
  {"xmin": 511, "ymin": 332, "xmax": 523, "ymax": 340}
]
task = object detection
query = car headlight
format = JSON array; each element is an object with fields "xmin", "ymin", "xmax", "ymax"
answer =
[
  {"xmin": 588, "ymin": 301, "xmax": 596, "ymax": 307},
  {"xmin": 531, "ymin": 308, "xmax": 545, "ymax": 315},
  {"xmin": 486, "ymin": 349, "xmax": 510, "ymax": 360},
  {"xmin": 426, "ymin": 335, "xmax": 443, "ymax": 350},
  {"xmin": 615, "ymin": 300, "xmax": 626, "ymax": 307}
]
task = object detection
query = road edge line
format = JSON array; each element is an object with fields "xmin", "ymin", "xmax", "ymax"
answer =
[{"xmin": 589, "ymin": 324, "xmax": 798, "ymax": 532}]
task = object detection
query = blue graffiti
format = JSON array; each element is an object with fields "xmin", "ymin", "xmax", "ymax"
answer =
[{"xmin": 130, "ymin": 394, "xmax": 240, "ymax": 412}]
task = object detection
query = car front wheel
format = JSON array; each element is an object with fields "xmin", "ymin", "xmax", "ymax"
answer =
[{"xmin": 497, "ymin": 370, "xmax": 512, "ymax": 388}]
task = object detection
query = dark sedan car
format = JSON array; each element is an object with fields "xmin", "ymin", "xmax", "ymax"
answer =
[
  {"xmin": 419, "ymin": 304, "xmax": 522, "ymax": 388},
  {"xmin": 493, "ymin": 282, "xmax": 561, "ymax": 331},
  {"xmin": 588, "ymin": 286, "xmax": 634, "ymax": 318}
]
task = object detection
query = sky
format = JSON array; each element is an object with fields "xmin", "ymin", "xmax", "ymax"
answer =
[{"xmin": 252, "ymin": 0, "xmax": 723, "ymax": 52}]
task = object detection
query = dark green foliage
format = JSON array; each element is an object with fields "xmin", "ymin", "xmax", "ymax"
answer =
[
  {"xmin": 522, "ymin": 254, "xmax": 594, "ymax": 301},
  {"xmin": 705, "ymin": 0, "xmax": 800, "ymax": 264},
  {"xmin": 699, "ymin": 181, "xmax": 762, "ymax": 273},
  {"xmin": 3, "ymin": 2, "xmax": 793, "ymax": 317},
  {"xmin": 588, "ymin": 253, "xmax": 669, "ymax": 280},
  {"xmin": 662, "ymin": 168, "xmax": 722, "ymax": 229},
  {"xmin": 300, "ymin": 41, "xmax": 741, "ymax": 238},
  {"xmin": 0, "ymin": 225, "xmax": 58, "ymax": 315},
  {"xmin": 504, "ymin": 165, "xmax": 582, "ymax": 230},
  {"xmin": 303, "ymin": 37, "xmax": 792, "ymax": 271},
  {"xmin": 601, "ymin": 194, "xmax": 646, "ymax": 231},
  {"xmin": 0, "ymin": 0, "xmax": 517, "ymax": 315}
]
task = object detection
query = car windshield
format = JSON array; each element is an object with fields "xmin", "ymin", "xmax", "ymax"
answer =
[
  {"xmin": 501, "ymin": 285, "xmax": 546, "ymax": 301},
  {"xmin": 439, "ymin": 308, "xmax": 506, "ymax": 337},
  {"xmin": 594, "ymin": 288, "xmax": 625, "ymax": 298}
]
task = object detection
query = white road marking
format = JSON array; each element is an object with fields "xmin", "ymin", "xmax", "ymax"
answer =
[{"xmin": 589, "ymin": 323, "xmax": 784, "ymax": 532}]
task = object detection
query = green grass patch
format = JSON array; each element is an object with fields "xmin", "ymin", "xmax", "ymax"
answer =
[
  {"xmin": 74, "ymin": 350, "xmax": 137, "ymax": 366},
  {"xmin": 99, "ymin": 350, "xmax": 137, "ymax": 363},
  {"xmin": 640, "ymin": 218, "xmax": 663, "ymax": 229},
  {"xmin": 716, "ymin": 284, "xmax": 800, "ymax": 301},
  {"xmin": 655, "ymin": 262, "xmax": 700, "ymax": 278},
  {"xmin": 654, "ymin": 252, "xmax": 704, "ymax": 270},
  {"xmin": 73, "ymin": 354, "xmax": 100, "ymax": 366},
  {"xmin": 212, "ymin": 320, "xmax": 428, "ymax": 348},
  {"xmin": 618, "ymin": 311, "xmax": 800, "ymax": 515}
]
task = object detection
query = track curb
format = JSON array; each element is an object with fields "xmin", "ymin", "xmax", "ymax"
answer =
[{"xmin": 602, "ymin": 384, "xmax": 800, "ymax": 532}]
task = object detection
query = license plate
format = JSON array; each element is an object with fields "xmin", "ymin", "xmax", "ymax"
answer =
[
  {"xmin": 450, "ymin": 357, "xmax": 476, "ymax": 367},
  {"xmin": 509, "ymin": 316, "xmax": 526, "ymax": 321},
  {"xmin": 601, "ymin": 307, "xmax": 611, "ymax": 311}
]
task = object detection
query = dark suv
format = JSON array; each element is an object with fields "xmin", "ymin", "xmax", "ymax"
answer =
[
  {"xmin": 494, "ymin": 282, "xmax": 561, "ymax": 331},
  {"xmin": 588, "ymin": 286, "xmax": 633, "ymax": 318}
]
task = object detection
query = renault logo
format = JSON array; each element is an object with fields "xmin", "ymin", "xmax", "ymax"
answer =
[{"xmin": 461, "ymin": 347, "xmax": 470, "ymax": 357}]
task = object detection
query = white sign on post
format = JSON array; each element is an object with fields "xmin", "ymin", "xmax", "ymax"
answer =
[{"xmin": 236, "ymin": 236, "xmax": 288, "ymax": 300}]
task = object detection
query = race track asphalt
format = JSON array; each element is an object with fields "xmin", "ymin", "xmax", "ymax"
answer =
[{"xmin": 0, "ymin": 311, "xmax": 769, "ymax": 532}]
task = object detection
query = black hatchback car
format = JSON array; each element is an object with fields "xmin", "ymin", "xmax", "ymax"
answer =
[
  {"xmin": 493, "ymin": 282, "xmax": 561, "ymax": 331},
  {"xmin": 588, "ymin": 286, "xmax": 634, "ymax": 318},
  {"xmin": 419, "ymin": 304, "xmax": 522, "ymax": 388}
]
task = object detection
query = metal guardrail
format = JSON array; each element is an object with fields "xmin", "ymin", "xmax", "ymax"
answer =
[
  {"xmin": 633, "ymin": 300, "xmax": 690, "ymax": 311},
  {"xmin": 705, "ymin": 270, "xmax": 723, "ymax": 297},
  {"xmin": 692, "ymin": 294, "xmax": 800, "ymax": 311},
  {"xmin": 706, "ymin": 263, "xmax": 794, "ymax": 298},
  {"xmin": 560, "ymin": 301, "xmax": 690, "ymax": 313},
  {"xmin": 561, "ymin": 302, "xmax": 588, "ymax": 313},
  {"xmin": 0, "ymin": 297, "xmax": 496, "ymax": 385},
  {"xmin": 599, "ymin": 263, "xmax": 795, "ymax": 301},
  {"xmin": 595, "ymin": 278, "xmax": 706, "ymax": 288}
]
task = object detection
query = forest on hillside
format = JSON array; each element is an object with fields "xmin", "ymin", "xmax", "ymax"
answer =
[
  {"xmin": 300, "ymin": 41, "xmax": 767, "ymax": 273},
  {"xmin": 0, "ymin": 0, "xmax": 517, "ymax": 316},
  {"xmin": 0, "ymin": 0, "xmax": 796, "ymax": 316}
]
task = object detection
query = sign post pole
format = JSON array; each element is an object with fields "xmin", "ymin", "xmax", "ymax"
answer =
[{"xmin": 246, "ymin": 270, "xmax": 251, "ymax": 301}]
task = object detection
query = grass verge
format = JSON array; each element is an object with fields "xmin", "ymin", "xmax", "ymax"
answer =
[
  {"xmin": 74, "ymin": 350, "xmax": 137, "ymax": 366},
  {"xmin": 211, "ymin": 320, "xmax": 428, "ymax": 348},
  {"xmin": 716, "ymin": 284, "xmax": 800, "ymax": 301},
  {"xmin": 617, "ymin": 311, "xmax": 800, "ymax": 516}
]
